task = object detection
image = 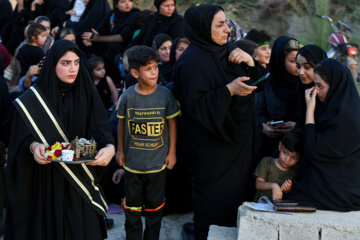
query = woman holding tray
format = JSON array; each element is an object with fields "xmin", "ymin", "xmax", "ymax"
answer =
[{"xmin": 5, "ymin": 40, "xmax": 115, "ymax": 239}]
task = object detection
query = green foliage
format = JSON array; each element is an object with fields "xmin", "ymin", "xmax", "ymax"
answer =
[{"xmin": 287, "ymin": 0, "xmax": 331, "ymax": 49}]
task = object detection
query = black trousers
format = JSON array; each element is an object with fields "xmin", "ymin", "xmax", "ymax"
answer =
[{"xmin": 124, "ymin": 170, "xmax": 166, "ymax": 240}]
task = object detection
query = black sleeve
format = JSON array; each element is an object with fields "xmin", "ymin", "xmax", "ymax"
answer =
[
  {"xmin": 119, "ymin": 11, "xmax": 140, "ymax": 44},
  {"xmin": 168, "ymin": 15, "xmax": 184, "ymax": 39},
  {"xmin": 95, "ymin": 11, "xmax": 111, "ymax": 35}
]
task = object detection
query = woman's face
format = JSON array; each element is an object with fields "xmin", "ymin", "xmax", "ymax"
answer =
[
  {"xmin": 159, "ymin": 0, "xmax": 175, "ymax": 17},
  {"xmin": 117, "ymin": 0, "xmax": 132, "ymax": 12},
  {"xmin": 314, "ymin": 73, "xmax": 330, "ymax": 102},
  {"xmin": 253, "ymin": 44, "xmax": 271, "ymax": 67},
  {"xmin": 62, "ymin": 34, "xmax": 76, "ymax": 43},
  {"xmin": 211, "ymin": 11, "xmax": 230, "ymax": 46},
  {"xmin": 284, "ymin": 51, "xmax": 298, "ymax": 76},
  {"xmin": 56, "ymin": 51, "xmax": 80, "ymax": 84},
  {"xmin": 296, "ymin": 54, "xmax": 314, "ymax": 85},
  {"xmin": 158, "ymin": 40, "xmax": 172, "ymax": 62},
  {"xmin": 175, "ymin": 41, "xmax": 189, "ymax": 61}
]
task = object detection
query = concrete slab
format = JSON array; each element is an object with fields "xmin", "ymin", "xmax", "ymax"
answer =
[
  {"xmin": 208, "ymin": 225, "xmax": 237, "ymax": 240},
  {"xmin": 237, "ymin": 203, "xmax": 360, "ymax": 240}
]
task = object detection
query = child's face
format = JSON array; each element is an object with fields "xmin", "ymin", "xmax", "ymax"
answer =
[
  {"xmin": 117, "ymin": 0, "xmax": 132, "ymax": 12},
  {"xmin": 132, "ymin": 60, "xmax": 159, "ymax": 88},
  {"xmin": 34, "ymin": 31, "xmax": 47, "ymax": 46},
  {"xmin": 39, "ymin": 20, "xmax": 51, "ymax": 37},
  {"xmin": 278, "ymin": 142, "xmax": 300, "ymax": 170},
  {"xmin": 253, "ymin": 44, "xmax": 271, "ymax": 66},
  {"xmin": 83, "ymin": 0, "xmax": 89, "ymax": 5},
  {"xmin": 158, "ymin": 40, "xmax": 172, "ymax": 63},
  {"xmin": 92, "ymin": 62, "xmax": 106, "ymax": 79}
]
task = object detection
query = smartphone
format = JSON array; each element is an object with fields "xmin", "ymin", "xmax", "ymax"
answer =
[
  {"xmin": 249, "ymin": 72, "xmax": 270, "ymax": 86},
  {"xmin": 271, "ymin": 120, "xmax": 284, "ymax": 128},
  {"xmin": 273, "ymin": 200, "xmax": 299, "ymax": 207}
]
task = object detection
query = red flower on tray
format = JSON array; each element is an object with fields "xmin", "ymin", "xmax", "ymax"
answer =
[{"xmin": 54, "ymin": 149, "xmax": 62, "ymax": 157}]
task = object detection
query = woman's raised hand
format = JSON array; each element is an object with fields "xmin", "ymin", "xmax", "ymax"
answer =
[
  {"xmin": 87, "ymin": 144, "xmax": 115, "ymax": 166},
  {"xmin": 226, "ymin": 76, "xmax": 257, "ymax": 97},
  {"xmin": 305, "ymin": 86, "xmax": 317, "ymax": 113},
  {"xmin": 228, "ymin": 48, "xmax": 255, "ymax": 67}
]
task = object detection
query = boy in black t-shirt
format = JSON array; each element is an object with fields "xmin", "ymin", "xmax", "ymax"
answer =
[
  {"xmin": 116, "ymin": 46, "xmax": 180, "ymax": 240},
  {"xmin": 254, "ymin": 130, "xmax": 304, "ymax": 201}
]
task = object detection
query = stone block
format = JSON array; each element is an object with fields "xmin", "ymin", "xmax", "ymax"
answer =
[{"xmin": 208, "ymin": 225, "xmax": 237, "ymax": 240}]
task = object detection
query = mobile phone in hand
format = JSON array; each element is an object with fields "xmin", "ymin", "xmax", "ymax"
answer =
[
  {"xmin": 249, "ymin": 72, "xmax": 270, "ymax": 86},
  {"xmin": 271, "ymin": 120, "xmax": 284, "ymax": 128}
]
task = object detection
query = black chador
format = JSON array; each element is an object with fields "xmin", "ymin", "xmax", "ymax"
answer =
[{"xmin": 5, "ymin": 40, "xmax": 114, "ymax": 239}]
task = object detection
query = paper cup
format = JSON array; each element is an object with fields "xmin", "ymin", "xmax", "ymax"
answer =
[{"xmin": 62, "ymin": 150, "xmax": 75, "ymax": 162}]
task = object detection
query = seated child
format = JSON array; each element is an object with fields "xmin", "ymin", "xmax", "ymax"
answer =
[
  {"xmin": 116, "ymin": 45, "xmax": 180, "ymax": 240},
  {"xmin": 254, "ymin": 130, "xmax": 304, "ymax": 201}
]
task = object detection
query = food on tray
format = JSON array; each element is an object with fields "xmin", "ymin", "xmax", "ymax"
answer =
[
  {"xmin": 44, "ymin": 142, "xmax": 71, "ymax": 160},
  {"xmin": 71, "ymin": 137, "xmax": 97, "ymax": 160}
]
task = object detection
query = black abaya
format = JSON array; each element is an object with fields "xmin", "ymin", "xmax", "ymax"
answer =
[
  {"xmin": 5, "ymin": 40, "xmax": 114, "ymax": 239},
  {"xmin": 173, "ymin": 4, "xmax": 261, "ymax": 239},
  {"xmin": 289, "ymin": 59, "xmax": 360, "ymax": 211}
]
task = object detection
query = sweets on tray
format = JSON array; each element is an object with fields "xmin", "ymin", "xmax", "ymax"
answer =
[{"xmin": 71, "ymin": 137, "xmax": 97, "ymax": 160}]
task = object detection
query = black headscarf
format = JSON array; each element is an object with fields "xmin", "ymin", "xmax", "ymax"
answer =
[
  {"xmin": 154, "ymin": 0, "xmax": 176, "ymax": 10},
  {"xmin": 291, "ymin": 59, "xmax": 360, "ymax": 211},
  {"xmin": 269, "ymin": 36, "xmax": 300, "ymax": 102},
  {"xmin": 295, "ymin": 44, "xmax": 327, "ymax": 128},
  {"xmin": 36, "ymin": 40, "xmax": 112, "ymax": 146}
]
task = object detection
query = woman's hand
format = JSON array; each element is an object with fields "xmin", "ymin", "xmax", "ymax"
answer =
[
  {"xmin": 87, "ymin": 144, "xmax": 115, "ymax": 166},
  {"xmin": 51, "ymin": 26, "xmax": 59, "ymax": 37},
  {"xmin": 262, "ymin": 121, "xmax": 282, "ymax": 138},
  {"xmin": 305, "ymin": 87, "xmax": 317, "ymax": 113},
  {"xmin": 31, "ymin": 0, "xmax": 44, "ymax": 11},
  {"xmin": 32, "ymin": 142, "xmax": 51, "ymax": 165},
  {"xmin": 226, "ymin": 76, "xmax": 257, "ymax": 97},
  {"xmin": 112, "ymin": 169, "xmax": 125, "ymax": 184},
  {"xmin": 228, "ymin": 48, "xmax": 255, "ymax": 67}
]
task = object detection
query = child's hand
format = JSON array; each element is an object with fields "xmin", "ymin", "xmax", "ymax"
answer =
[
  {"xmin": 116, "ymin": 151, "xmax": 125, "ymax": 166},
  {"xmin": 271, "ymin": 183, "xmax": 283, "ymax": 200},
  {"xmin": 281, "ymin": 179, "xmax": 292, "ymax": 193},
  {"xmin": 112, "ymin": 169, "xmax": 125, "ymax": 184},
  {"xmin": 165, "ymin": 153, "xmax": 176, "ymax": 170}
]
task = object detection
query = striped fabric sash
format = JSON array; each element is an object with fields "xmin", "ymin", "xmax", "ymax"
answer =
[{"xmin": 13, "ymin": 85, "xmax": 108, "ymax": 217}]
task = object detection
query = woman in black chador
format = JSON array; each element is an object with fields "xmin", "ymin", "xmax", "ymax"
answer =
[
  {"xmin": 5, "ymin": 40, "xmax": 115, "ymax": 239},
  {"xmin": 288, "ymin": 59, "xmax": 360, "ymax": 211},
  {"xmin": 295, "ymin": 44, "xmax": 327, "ymax": 129},
  {"xmin": 127, "ymin": 0, "xmax": 184, "ymax": 47},
  {"xmin": 173, "ymin": 4, "xmax": 261, "ymax": 239}
]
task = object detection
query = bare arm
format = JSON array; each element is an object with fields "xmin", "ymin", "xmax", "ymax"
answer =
[
  {"xmin": 93, "ymin": 34, "xmax": 124, "ymax": 43},
  {"xmin": 256, "ymin": 177, "xmax": 283, "ymax": 200},
  {"xmin": 116, "ymin": 118, "xmax": 125, "ymax": 166},
  {"xmin": 106, "ymin": 76, "xmax": 119, "ymax": 107},
  {"xmin": 165, "ymin": 117, "xmax": 177, "ymax": 169}
]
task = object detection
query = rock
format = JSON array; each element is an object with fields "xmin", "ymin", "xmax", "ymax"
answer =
[{"xmin": 208, "ymin": 225, "xmax": 237, "ymax": 240}]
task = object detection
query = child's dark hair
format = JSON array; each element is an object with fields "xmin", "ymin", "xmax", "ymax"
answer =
[
  {"xmin": 281, "ymin": 129, "xmax": 304, "ymax": 156},
  {"xmin": 88, "ymin": 56, "xmax": 104, "ymax": 71},
  {"xmin": 26, "ymin": 23, "xmax": 46, "ymax": 43},
  {"xmin": 127, "ymin": 46, "xmax": 160, "ymax": 71},
  {"xmin": 234, "ymin": 39, "xmax": 257, "ymax": 56},
  {"xmin": 245, "ymin": 29, "xmax": 271, "ymax": 46},
  {"xmin": 34, "ymin": 16, "xmax": 51, "ymax": 24}
]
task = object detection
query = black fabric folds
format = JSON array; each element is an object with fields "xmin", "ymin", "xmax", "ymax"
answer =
[
  {"xmin": 290, "ymin": 59, "xmax": 360, "ymax": 211},
  {"xmin": 174, "ymin": 4, "xmax": 262, "ymax": 236},
  {"xmin": 5, "ymin": 40, "xmax": 114, "ymax": 239},
  {"xmin": 269, "ymin": 36, "xmax": 300, "ymax": 102}
]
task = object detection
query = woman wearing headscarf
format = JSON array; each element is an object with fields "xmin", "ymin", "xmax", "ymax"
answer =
[
  {"xmin": 288, "ymin": 59, "xmax": 360, "ymax": 211},
  {"xmin": 173, "ymin": 4, "xmax": 262, "ymax": 239},
  {"xmin": 295, "ymin": 44, "xmax": 327, "ymax": 129},
  {"xmin": 256, "ymin": 36, "xmax": 302, "ymax": 158},
  {"xmin": 5, "ymin": 40, "xmax": 115, "ymax": 239},
  {"xmin": 127, "ymin": 0, "xmax": 184, "ymax": 48}
]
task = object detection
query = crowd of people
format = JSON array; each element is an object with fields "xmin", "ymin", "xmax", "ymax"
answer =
[{"xmin": 0, "ymin": 0, "xmax": 360, "ymax": 239}]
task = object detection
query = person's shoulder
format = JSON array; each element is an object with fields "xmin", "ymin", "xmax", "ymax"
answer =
[
  {"xmin": 156, "ymin": 84, "xmax": 172, "ymax": 94},
  {"xmin": 261, "ymin": 157, "xmax": 275, "ymax": 166}
]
